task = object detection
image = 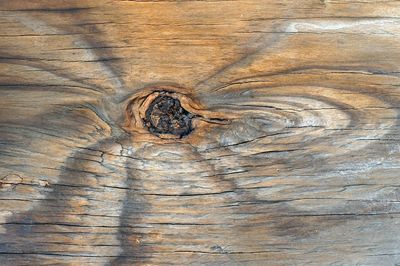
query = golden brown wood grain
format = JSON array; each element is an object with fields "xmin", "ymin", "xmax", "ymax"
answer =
[{"xmin": 1, "ymin": 0, "xmax": 400, "ymax": 265}]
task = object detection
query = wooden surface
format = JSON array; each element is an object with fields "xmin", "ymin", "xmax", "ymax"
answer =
[{"xmin": 1, "ymin": 0, "xmax": 400, "ymax": 265}]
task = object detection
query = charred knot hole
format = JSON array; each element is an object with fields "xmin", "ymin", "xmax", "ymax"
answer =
[{"xmin": 143, "ymin": 94, "xmax": 194, "ymax": 137}]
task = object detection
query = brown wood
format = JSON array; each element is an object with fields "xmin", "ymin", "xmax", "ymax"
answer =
[{"xmin": 1, "ymin": 1, "xmax": 400, "ymax": 265}]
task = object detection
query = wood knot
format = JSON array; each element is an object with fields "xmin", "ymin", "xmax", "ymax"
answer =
[
  {"xmin": 123, "ymin": 85, "xmax": 234, "ymax": 141},
  {"xmin": 143, "ymin": 94, "xmax": 194, "ymax": 138}
]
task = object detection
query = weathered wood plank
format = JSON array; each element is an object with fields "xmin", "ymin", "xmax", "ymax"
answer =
[{"xmin": 1, "ymin": 0, "xmax": 400, "ymax": 265}]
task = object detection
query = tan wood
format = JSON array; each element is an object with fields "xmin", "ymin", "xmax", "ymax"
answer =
[{"xmin": 1, "ymin": 0, "xmax": 400, "ymax": 265}]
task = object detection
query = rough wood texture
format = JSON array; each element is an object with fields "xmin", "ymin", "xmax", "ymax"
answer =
[{"xmin": 1, "ymin": 1, "xmax": 400, "ymax": 265}]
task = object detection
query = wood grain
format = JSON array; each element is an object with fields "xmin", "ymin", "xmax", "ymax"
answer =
[{"xmin": 1, "ymin": 0, "xmax": 400, "ymax": 265}]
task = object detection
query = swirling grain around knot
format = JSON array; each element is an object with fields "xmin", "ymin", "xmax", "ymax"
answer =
[{"xmin": 202, "ymin": 69, "xmax": 399, "ymax": 161}]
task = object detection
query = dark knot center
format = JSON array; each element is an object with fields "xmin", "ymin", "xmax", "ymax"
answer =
[{"xmin": 143, "ymin": 95, "xmax": 194, "ymax": 137}]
